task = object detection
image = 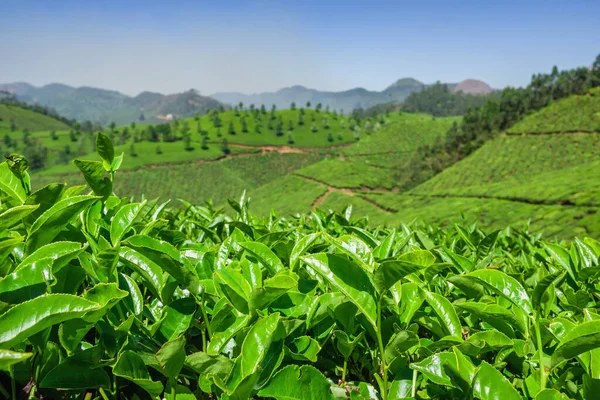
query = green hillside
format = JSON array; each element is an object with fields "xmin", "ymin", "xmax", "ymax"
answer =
[
  {"xmin": 343, "ymin": 113, "xmax": 459, "ymax": 155},
  {"xmin": 413, "ymin": 133, "xmax": 600, "ymax": 199},
  {"xmin": 23, "ymin": 84, "xmax": 600, "ymax": 241},
  {"xmin": 507, "ymin": 87, "xmax": 600, "ymax": 134},
  {"xmin": 0, "ymin": 103, "xmax": 71, "ymax": 132}
]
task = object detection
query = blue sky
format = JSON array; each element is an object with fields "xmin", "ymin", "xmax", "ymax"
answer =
[{"xmin": 1, "ymin": 0, "xmax": 598, "ymax": 95}]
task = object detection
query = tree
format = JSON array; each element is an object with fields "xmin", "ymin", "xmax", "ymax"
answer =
[
  {"xmin": 271, "ymin": 104, "xmax": 277, "ymax": 112},
  {"xmin": 59, "ymin": 145, "xmax": 71, "ymax": 164},
  {"xmin": 316, "ymin": 103, "xmax": 322, "ymax": 112},
  {"xmin": 9, "ymin": 119, "xmax": 16, "ymax": 132},
  {"xmin": 255, "ymin": 124, "xmax": 262, "ymax": 134},
  {"xmin": 212, "ymin": 113, "xmax": 222, "ymax": 128},
  {"xmin": 69, "ymin": 130, "xmax": 78, "ymax": 142},
  {"xmin": 201, "ymin": 136, "xmax": 209, "ymax": 150},
  {"xmin": 147, "ymin": 125, "xmax": 159, "ymax": 142},
  {"xmin": 323, "ymin": 118, "xmax": 330, "ymax": 129},
  {"xmin": 290, "ymin": 102, "xmax": 296, "ymax": 110},
  {"xmin": 287, "ymin": 133, "xmax": 295, "ymax": 144},
  {"xmin": 81, "ymin": 121, "xmax": 93, "ymax": 132},
  {"xmin": 131, "ymin": 122, "xmax": 136, "ymax": 130},
  {"xmin": 181, "ymin": 120, "xmax": 190, "ymax": 137},
  {"xmin": 239, "ymin": 101, "xmax": 244, "ymax": 110},
  {"xmin": 155, "ymin": 145, "xmax": 163, "ymax": 154},
  {"xmin": 311, "ymin": 123, "xmax": 318, "ymax": 133},
  {"xmin": 287, "ymin": 120, "xmax": 294, "ymax": 131},
  {"xmin": 221, "ymin": 138, "xmax": 230, "ymax": 155},
  {"xmin": 109, "ymin": 122, "xmax": 116, "ymax": 132},
  {"xmin": 327, "ymin": 133, "xmax": 334, "ymax": 142},
  {"xmin": 260, "ymin": 104, "xmax": 267, "ymax": 114},
  {"xmin": 275, "ymin": 118, "xmax": 284, "ymax": 136},
  {"xmin": 183, "ymin": 133, "xmax": 193, "ymax": 151},
  {"xmin": 3, "ymin": 134, "xmax": 11, "ymax": 147},
  {"xmin": 241, "ymin": 117, "xmax": 248, "ymax": 133},
  {"xmin": 129, "ymin": 143, "xmax": 137, "ymax": 157},
  {"xmin": 297, "ymin": 114, "xmax": 304, "ymax": 126},
  {"xmin": 228, "ymin": 120, "xmax": 236, "ymax": 135},
  {"xmin": 139, "ymin": 113, "xmax": 146, "ymax": 121},
  {"xmin": 306, "ymin": 101, "xmax": 311, "ymax": 108},
  {"xmin": 50, "ymin": 130, "xmax": 58, "ymax": 141}
]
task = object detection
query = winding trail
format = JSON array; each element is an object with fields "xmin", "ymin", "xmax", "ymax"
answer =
[{"xmin": 296, "ymin": 174, "xmax": 395, "ymax": 213}]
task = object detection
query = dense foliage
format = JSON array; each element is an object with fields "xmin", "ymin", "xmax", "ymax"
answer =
[
  {"xmin": 401, "ymin": 82, "xmax": 492, "ymax": 117},
  {"xmin": 1, "ymin": 134, "xmax": 600, "ymax": 400}
]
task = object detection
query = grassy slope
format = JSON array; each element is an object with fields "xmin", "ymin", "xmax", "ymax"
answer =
[
  {"xmin": 26, "ymin": 109, "xmax": 353, "ymax": 174},
  {"xmin": 35, "ymin": 153, "xmax": 325, "ymax": 205},
  {"xmin": 412, "ymin": 133, "xmax": 600, "ymax": 205},
  {"xmin": 507, "ymin": 88, "xmax": 600, "ymax": 134},
  {"xmin": 287, "ymin": 113, "xmax": 458, "ymax": 190},
  {"xmin": 248, "ymin": 175, "xmax": 327, "ymax": 217},
  {"xmin": 343, "ymin": 113, "xmax": 460, "ymax": 155},
  {"xmin": 187, "ymin": 109, "xmax": 355, "ymax": 147},
  {"xmin": 295, "ymin": 158, "xmax": 396, "ymax": 189},
  {"xmin": 0, "ymin": 104, "xmax": 70, "ymax": 132}
]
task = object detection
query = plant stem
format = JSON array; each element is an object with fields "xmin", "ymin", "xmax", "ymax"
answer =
[
  {"xmin": 342, "ymin": 358, "xmax": 348, "ymax": 383},
  {"xmin": 376, "ymin": 296, "xmax": 388, "ymax": 400},
  {"xmin": 534, "ymin": 317, "xmax": 546, "ymax": 391},
  {"xmin": 201, "ymin": 328, "xmax": 207, "ymax": 352},
  {"xmin": 9, "ymin": 366, "xmax": 16, "ymax": 400},
  {"xmin": 99, "ymin": 387, "xmax": 110, "ymax": 400},
  {"xmin": 84, "ymin": 392, "xmax": 93, "ymax": 400},
  {"xmin": 199, "ymin": 292, "xmax": 212, "ymax": 338},
  {"xmin": 170, "ymin": 379, "xmax": 176, "ymax": 400},
  {"xmin": 411, "ymin": 368, "xmax": 418, "ymax": 398}
]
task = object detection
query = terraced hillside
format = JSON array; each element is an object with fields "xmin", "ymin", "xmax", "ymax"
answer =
[
  {"xmin": 252, "ymin": 93, "xmax": 600, "ymax": 240},
  {"xmin": 507, "ymin": 87, "xmax": 600, "ymax": 134},
  {"xmin": 24, "ymin": 88, "xmax": 600, "ymax": 240},
  {"xmin": 33, "ymin": 111, "xmax": 455, "ymax": 197}
]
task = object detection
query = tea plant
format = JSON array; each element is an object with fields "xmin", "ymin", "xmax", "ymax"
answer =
[{"xmin": 0, "ymin": 133, "xmax": 599, "ymax": 399}]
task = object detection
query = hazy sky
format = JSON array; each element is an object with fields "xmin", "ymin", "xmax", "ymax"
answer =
[{"xmin": 1, "ymin": 0, "xmax": 599, "ymax": 96}]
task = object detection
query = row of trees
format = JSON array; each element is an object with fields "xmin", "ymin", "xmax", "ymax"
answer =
[
  {"xmin": 401, "ymin": 82, "xmax": 493, "ymax": 117},
  {"xmin": 394, "ymin": 55, "xmax": 600, "ymax": 188}
]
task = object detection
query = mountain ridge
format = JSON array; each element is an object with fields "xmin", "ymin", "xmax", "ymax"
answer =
[
  {"xmin": 0, "ymin": 83, "xmax": 223, "ymax": 126},
  {"xmin": 210, "ymin": 77, "xmax": 494, "ymax": 112}
]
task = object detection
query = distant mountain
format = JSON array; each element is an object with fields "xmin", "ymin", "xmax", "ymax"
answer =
[
  {"xmin": 0, "ymin": 83, "xmax": 223, "ymax": 126},
  {"xmin": 211, "ymin": 77, "xmax": 493, "ymax": 112},
  {"xmin": 451, "ymin": 79, "xmax": 493, "ymax": 95},
  {"xmin": 211, "ymin": 78, "xmax": 427, "ymax": 113}
]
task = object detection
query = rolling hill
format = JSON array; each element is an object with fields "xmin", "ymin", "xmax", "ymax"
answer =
[
  {"xmin": 0, "ymin": 103, "xmax": 71, "ymax": 132},
  {"xmin": 0, "ymin": 83, "xmax": 223, "ymax": 126},
  {"xmin": 13, "ymin": 61, "xmax": 600, "ymax": 241}
]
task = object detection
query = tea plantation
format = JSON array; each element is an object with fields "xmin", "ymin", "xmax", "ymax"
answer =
[{"xmin": 1, "ymin": 139, "xmax": 599, "ymax": 399}]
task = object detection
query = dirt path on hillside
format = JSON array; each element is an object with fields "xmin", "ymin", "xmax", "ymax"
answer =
[{"xmin": 297, "ymin": 174, "xmax": 395, "ymax": 213}]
